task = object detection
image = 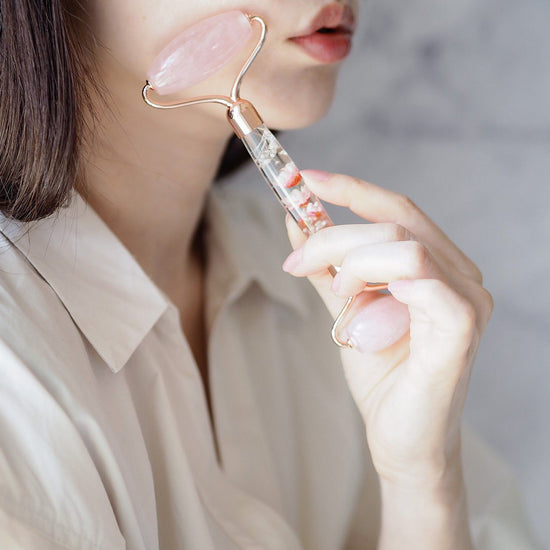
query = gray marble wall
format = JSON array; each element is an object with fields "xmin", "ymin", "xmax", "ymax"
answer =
[{"xmin": 283, "ymin": 0, "xmax": 549, "ymax": 545}]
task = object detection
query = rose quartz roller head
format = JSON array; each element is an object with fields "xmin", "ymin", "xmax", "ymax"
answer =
[
  {"xmin": 143, "ymin": 12, "xmax": 397, "ymax": 353},
  {"xmin": 147, "ymin": 11, "xmax": 253, "ymax": 95}
]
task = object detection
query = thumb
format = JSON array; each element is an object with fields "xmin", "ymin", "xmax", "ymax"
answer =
[{"xmin": 285, "ymin": 213, "xmax": 308, "ymax": 250}]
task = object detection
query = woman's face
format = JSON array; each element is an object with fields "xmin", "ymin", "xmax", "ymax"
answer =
[{"xmin": 89, "ymin": 0, "xmax": 358, "ymax": 130}]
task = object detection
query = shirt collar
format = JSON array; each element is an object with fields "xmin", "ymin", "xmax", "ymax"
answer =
[
  {"xmin": 0, "ymin": 175, "xmax": 308, "ymax": 373},
  {"xmin": 0, "ymin": 193, "xmax": 169, "ymax": 374},
  {"xmin": 204, "ymin": 173, "xmax": 309, "ymax": 327}
]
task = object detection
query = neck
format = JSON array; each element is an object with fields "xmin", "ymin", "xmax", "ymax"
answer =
[{"xmin": 80, "ymin": 66, "xmax": 234, "ymax": 301}]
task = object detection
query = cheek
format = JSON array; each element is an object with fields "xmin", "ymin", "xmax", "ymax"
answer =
[
  {"xmin": 90, "ymin": 0, "xmax": 240, "ymax": 82},
  {"xmin": 89, "ymin": 0, "xmax": 342, "ymax": 130},
  {"xmin": 90, "ymin": 4, "xmax": 159, "ymax": 82}
]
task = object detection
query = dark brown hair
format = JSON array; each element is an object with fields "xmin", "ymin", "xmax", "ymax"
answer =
[
  {"xmin": 0, "ymin": 0, "xmax": 99, "ymax": 222},
  {"xmin": 0, "ymin": 1, "xmax": 249, "ymax": 223}
]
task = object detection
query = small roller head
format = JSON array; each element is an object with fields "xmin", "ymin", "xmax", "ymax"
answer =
[
  {"xmin": 147, "ymin": 11, "xmax": 253, "ymax": 95},
  {"xmin": 345, "ymin": 296, "xmax": 411, "ymax": 353}
]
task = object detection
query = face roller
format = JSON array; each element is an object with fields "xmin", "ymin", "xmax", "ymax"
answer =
[{"xmin": 143, "ymin": 11, "xmax": 389, "ymax": 351}]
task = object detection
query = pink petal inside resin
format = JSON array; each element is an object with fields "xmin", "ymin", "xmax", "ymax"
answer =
[{"xmin": 147, "ymin": 11, "xmax": 253, "ymax": 95}]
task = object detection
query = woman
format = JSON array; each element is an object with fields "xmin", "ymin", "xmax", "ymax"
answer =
[{"xmin": 0, "ymin": 1, "xmax": 539, "ymax": 549}]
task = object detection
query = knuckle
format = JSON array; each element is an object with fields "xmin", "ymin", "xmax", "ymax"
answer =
[
  {"xmin": 396, "ymin": 193, "xmax": 418, "ymax": 215},
  {"xmin": 479, "ymin": 286, "xmax": 495, "ymax": 322},
  {"xmin": 349, "ymin": 176, "xmax": 365, "ymax": 189},
  {"xmin": 312, "ymin": 227, "xmax": 332, "ymax": 250},
  {"xmin": 340, "ymin": 250, "xmax": 368, "ymax": 284},
  {"xmin": 425, "ymin": 279, "xmax": 478, "ymax": 336},
  {"xmin": 386, "ymin": 223, "xmax": 410, "ymax": 242},
  {"xmin": 472, "ymin": 264, "xmax": 484, "ymax": 284},
  {"xmin": 348, "ymin": 177, "xmax": 366, "ymax": 209},
  {"xmin": 461, "ymin": 261, "xmax": 483, "ymax": 284},
  {"xmin": 341, "ymin": 248, "xmax": 361, "ymax": 271},
  {"xmin": 303, "ymin": 227, "xmax": 331, "ymax": 257},
  {"xmin": 455, "ymin": 300, "xmax": 477, "ymax": 335},
  {"xmin": 405, "ymin": 241, "xmax": 430, "ymax": 274}
]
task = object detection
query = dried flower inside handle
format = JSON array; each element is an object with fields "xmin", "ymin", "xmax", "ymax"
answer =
[{"xmin": 233, "ymin": 114, "xmax": 387, "ymax": 348}]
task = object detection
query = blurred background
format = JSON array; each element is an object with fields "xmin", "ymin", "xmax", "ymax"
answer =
[{"xmin": 280, "ymin": 0, "xmax": 549, "ymax": 545}]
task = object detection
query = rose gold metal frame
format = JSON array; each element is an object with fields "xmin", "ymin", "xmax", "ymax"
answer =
[
  {"xmin": 142, "ymin": 15, "xmax": 267, "ymax": 111},
  {"xmin": 142, "ymin": 15, "xmax": 388, "ymax": 351}
]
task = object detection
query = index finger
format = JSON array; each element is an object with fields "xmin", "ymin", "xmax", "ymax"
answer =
[{"xmin": 300, "ymin": 170, "xmax": 483, "ymax": 284}]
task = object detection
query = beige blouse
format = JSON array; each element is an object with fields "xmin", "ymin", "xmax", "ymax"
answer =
[{"xmin": 0, "ymin": 176, "xmax": 540, "ymax": 550}]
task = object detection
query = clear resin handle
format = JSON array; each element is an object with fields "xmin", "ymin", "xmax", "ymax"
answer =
[
  {"xmin": 241, "ymin": 125, "xmax": 332, "ymax": 236},
  {"xmin": 241, "ymin": 125, "xmax": 355, "ymax": 349},
  {"xmin": 240, "ymin": 125, "xmax": 389, "ymax": 350}
]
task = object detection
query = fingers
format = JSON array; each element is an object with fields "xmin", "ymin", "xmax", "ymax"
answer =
[
  {"xmin": 284, "ymin": 237, "xmax": 445, "ymax": 298},
  {"xmin": 285, "ymin": 215, "xmax": 346, "ymax": 316},
  {"xmin": 452, "ymin": 276, "xmax": 494, "ymax": 333},
  {"xmin": 284, "ymin": 222, "xmax": 414, "ymax": 275},
  {"xmin": 301, "ymin": 170, "xmax": 483, "ymax": 284},
  {"xmin": 286, "ymin": 213, "xmax": 307, "ymax": 250},
  {"xmin": 284, "ymin": 172, "xmax": 493, "ymax": 358},
  {"xmin": 285, "ymin": 215, "xmax": 382, "ymax": 318},
  {"xmin": 335, "ymin": 241, "xmax": 446, "ymax": 297},
  {"xmin": 388, "ymin": 279, "xmax": 480, "ymax": 379}
]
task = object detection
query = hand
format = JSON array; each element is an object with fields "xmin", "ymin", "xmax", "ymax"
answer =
[{"xmin": 283, "ymin": 170, "xmax": 493, "ymax": 488}]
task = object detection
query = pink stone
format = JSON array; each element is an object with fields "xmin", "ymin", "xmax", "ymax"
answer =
[
  {"xmin": 147, "ymin": 11, "xmax": 253, "ymax": 95},
  {"xmin": 345, "ymin": 295, "xmax": 410, "ymax": 353}
]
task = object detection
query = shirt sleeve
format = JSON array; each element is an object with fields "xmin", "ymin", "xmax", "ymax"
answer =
[
  {"xmin": 0, "ymin": 338, "xmax": 126, "ymax": 550},
  {"xmin": 0, "ymin": 507, "xmax": 110, "ymax": 550},
  {"xmin": 462, "ymin": 425, "xmax": 542, "ymax": 550}
]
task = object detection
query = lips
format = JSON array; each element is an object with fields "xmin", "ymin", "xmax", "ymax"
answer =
[
  {"xmin": 289, "ymin": 3, "xmax": 356, "ymax": 64},
  {"xmin": 294, "ymin": 3, "xmax": 357, "ymax": 37}
]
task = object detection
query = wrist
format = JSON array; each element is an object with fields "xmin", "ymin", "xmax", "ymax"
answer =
[
  {"xmin": 378, "ymin": 443, "xmax": 464, "ymax": 495},
  {"xmin": 379, "ymin": 467, "xmax": 467, "ymax": 526},
  {"xmin": 378, "ymin": 460, "xmax": 474, "ymax": 550}
]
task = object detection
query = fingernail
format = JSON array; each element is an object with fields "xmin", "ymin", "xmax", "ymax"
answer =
[
  {"xmin": 301, "ymin": 169, "xmax": 332, "ymax": 182},
  {"xmin": 282, "ymin": 248, "xmax": 303, "ymax": 273}
]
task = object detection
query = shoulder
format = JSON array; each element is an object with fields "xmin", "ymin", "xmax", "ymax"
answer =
[
  {"xmin": 0, "ymin": 230, "xmax": 88, "ymax": 369},
  {"xmin": 0, "ymin": 233, "xmax": 124, "ymax": 550}
]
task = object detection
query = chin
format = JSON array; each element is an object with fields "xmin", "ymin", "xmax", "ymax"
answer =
[{"xmin": 244, "ymin": 65, "xmax": 340, "ymax": 130}]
